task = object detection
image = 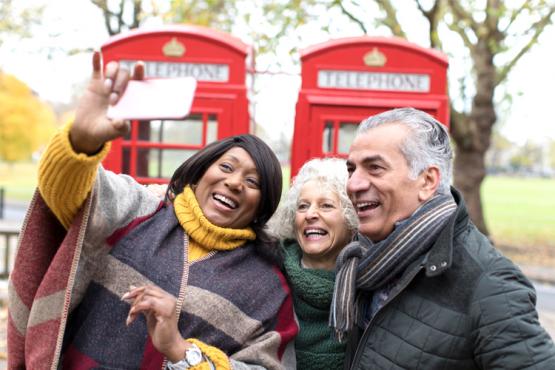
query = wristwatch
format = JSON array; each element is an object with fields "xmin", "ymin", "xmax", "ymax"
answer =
[{"xmin": 166, "ymin": 343, "xmax": 204, "ymax": 369}]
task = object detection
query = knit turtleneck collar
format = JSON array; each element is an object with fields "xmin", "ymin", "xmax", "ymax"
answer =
[
  {"xmin": 173, "ymin": 186, "xmax": 256, "ymax": 251},
  {"xmin": 282, "ymin": 240, "xmax": 336, "ymax": 310}
]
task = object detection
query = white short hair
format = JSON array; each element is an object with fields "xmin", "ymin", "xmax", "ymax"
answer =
[{"xmin": 268, "ymin": 157, "xmax": 358, "ymax": 240}]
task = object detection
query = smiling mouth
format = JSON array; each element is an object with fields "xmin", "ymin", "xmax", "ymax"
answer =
[
  {"xmin": 304, "ymin": 228, "xmax": 328, "ymax": 240},
  {"xmin": 356, "ymin": 201, "xmax": 380, "ymax": 212},
  {"xmin": 213, "ymin": 193, "xmax": 238, "ymax": 209}
]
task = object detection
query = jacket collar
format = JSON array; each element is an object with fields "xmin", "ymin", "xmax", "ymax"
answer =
[{"xmin": 424, "ymin": 187, "xmax": 469, "ymax": 277}]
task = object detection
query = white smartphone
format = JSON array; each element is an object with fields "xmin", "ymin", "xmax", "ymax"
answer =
[{"xmin": 107, "ymin": 77, "xmax": 197, "ymax": 120}]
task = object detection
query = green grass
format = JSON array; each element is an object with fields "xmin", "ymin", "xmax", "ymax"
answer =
[
  {"xmin": 482, "ymin": 176, "xmax": 555, "ymax": 248},
  {"xmin": 281, "ymin": 165, "xmax": 291, "ymax": 191},
  {"xmin": 0, "ymin": 161, "xmax": 38, "ymax": 202}
]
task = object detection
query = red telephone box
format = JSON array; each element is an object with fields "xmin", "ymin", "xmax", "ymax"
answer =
[
  {"xmin": 100, "ymin": 25, "xmax": 253, "ymax": 183},
  {"xmin": 291, "ymin": 36, "xmax": 449, "ymax": 176}
]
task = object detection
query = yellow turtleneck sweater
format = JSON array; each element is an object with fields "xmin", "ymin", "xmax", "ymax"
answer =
[
  {"xmin": 37, "ymin": 125, "xmax": 256, "ymax": 369},
  {"xmin": 174, "ymin": 186, "xmax": 255, "ymax": 261}
]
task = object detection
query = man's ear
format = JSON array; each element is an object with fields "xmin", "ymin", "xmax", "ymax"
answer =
[{"xmin": 418, "ymin": 166, "xmax": 440, "ymax": 202}]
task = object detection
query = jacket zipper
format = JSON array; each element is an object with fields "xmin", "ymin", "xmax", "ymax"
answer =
[{"xmin": 349, "ymin": 263, "xmax": 425, "ymax": 369}]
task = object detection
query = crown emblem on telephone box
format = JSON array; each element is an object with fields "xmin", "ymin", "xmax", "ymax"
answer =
[
  {"xmin": 163, "ymin": 37, "xmax": 186, "ymax": 57},
  {"xmin": 363, "ymin": 48, "xmax": 387, "ymax": 67}
]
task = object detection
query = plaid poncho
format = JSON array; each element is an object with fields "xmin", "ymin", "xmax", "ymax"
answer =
[{"xmin": 8, "ymin": 168, "xmax": 297, "ymax": 370}]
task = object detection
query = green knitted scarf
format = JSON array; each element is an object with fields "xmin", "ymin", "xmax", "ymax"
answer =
[{"xmin": 282, "ymin": 241, "xmax": 346, "ymax": 370}]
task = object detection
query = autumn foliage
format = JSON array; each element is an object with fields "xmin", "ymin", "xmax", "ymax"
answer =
[{"xmin": 0, "ymin": 72, "xmax": 57, "ymax": 162}]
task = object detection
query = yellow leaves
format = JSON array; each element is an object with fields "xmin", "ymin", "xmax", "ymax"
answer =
[{"xmin": 0, "ymin": 72, "xmax": 57, "ymax": 162}]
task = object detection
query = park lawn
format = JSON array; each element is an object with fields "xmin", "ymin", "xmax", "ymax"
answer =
[
  {"xmin": 482, "ymin": 176, "xmax": 555, "ymax": 251},
  {"xmin": 0, "ymin": 161, "xmax": 38, "ymax": 202}
]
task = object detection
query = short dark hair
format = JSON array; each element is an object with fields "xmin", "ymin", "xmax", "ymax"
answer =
[{"xmin": 167, "ymin": 134, "xmax": 283, "ymax": 261}]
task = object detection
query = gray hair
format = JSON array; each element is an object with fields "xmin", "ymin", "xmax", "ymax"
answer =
[
  {"xmin": 268, "ymin": 157, "xmax": 358, "ymax": 240},
  {"xmin": 357, "ymin": 107, "xmax": 453, "ymax": 194}
]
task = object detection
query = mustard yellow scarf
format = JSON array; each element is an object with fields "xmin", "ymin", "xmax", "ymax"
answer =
[{"xmin": 173, "ymin": 186, "xmax": 256, "ymax": 261}]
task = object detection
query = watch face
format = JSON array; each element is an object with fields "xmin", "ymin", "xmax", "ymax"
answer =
[{"xmin": 186, "ymin": 346, "xmax": 203, "ymax": 366}]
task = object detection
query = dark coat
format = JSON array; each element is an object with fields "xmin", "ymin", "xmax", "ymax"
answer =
[{"xmin": 345, "ymin": 188, "xmax": 555, "ymax": 370}]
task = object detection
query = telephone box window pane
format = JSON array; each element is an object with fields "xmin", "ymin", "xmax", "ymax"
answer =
[
  {"xmin": 322, "ymin": 121, "xmax": 333, "ymax": 153},
  {"xmin": 121, "ymin": 146, "xmax": 150, "ymax": 178},
  {"xmin": 137, "ymin": 148, "xmax": 197, "ymax": 178},
  {"xmin": 338, "ymin": 122, "xmax": 358, "ymax": 154},
  {"xmin": 159, "ymin": 115, "xmax": 203, "ymax": 145},
  {"xmin": 207, "ymin": 114, "xmax": 218, "ymax": 144},
  {"xmin": 122, "ymin": 148, "xmax": 131, "ymax": 174},
  {"xmin": 149, "ymin": 120, "xmax": 162, "ymax": 142}
]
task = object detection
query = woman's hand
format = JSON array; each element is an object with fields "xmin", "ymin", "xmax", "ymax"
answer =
[
  {"xmin": 70, "ymin": 51, "xmax": 144, "ymax": 155},
  {"xmin": 123, "ymin": 285, "xmax": 190, "ymax": 362}
]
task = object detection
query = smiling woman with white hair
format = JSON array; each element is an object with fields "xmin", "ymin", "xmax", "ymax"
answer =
[{"xmin": 269, "ymin": 157, "xmax": 358, "ymax": 370}]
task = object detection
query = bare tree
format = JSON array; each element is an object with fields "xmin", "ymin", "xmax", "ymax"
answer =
[
  {"xmin": 90, "ymin": 0, "xmax": 145, "ymax": 36},
  {"xmin": 329, "ymin": 0, "xmax": 555, "ymax": 234}
]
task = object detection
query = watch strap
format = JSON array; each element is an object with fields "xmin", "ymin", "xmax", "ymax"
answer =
[{"xmin": 166, "ymin": 343, "xmax": 204, "ymax": 369}]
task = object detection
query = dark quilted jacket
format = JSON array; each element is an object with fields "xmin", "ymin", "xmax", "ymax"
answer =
[{"xmin": 345, "ymin": 188, "xmax": 555, "ymax": 370}]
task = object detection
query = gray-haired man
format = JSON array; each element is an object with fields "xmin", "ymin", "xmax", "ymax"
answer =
[{"xmin": 331, "ymin": 107, "xmax": 555, "ymax": 369}]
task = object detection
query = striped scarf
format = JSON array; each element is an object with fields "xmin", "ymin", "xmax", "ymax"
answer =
[{"xmin": 329, "ymin": 194, "xmax": 457, "ymax": 342}]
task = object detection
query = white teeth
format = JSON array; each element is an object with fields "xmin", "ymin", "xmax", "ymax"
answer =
[
  {"xmin": 214, "ymin": 194, "xmax": 237, "ymax": 209},
  {"xmin": 357, "ymin": 201, "xmax": 379, "ymax": 210},
  {"xmin": 304, "ymin": 228, "xmax": 327, "ymax": 236}
]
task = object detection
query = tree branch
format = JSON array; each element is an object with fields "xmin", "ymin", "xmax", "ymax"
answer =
[
  {"xmin": 496, "ymin": 5, "xmax": 555, "ymax": 84},
  {"xmin": 116, "ymin": 0, "xmax": 126, "ymax": 34},
  {"xmin": 131, "ymin": 0, "xmax": 141, "ymax": 29},
  {"xmin": 332, "ymin": 0, "xmax": 367, "ymax": 33},
  {"xmin": 91, "ymin": 0, "xmax": 115, "ymax": 35},
  {"xmin": 446, "ymin": 18, "xmax": 475, "ymax": 52},
  {"xmin": 447, "ymin": 0, "xmax": 479, "ymax": 35},
  {"xmin": 374, "ymin": 0, "xmax": 407, "ymax": 38},
  {"xmin": 485, "ymin": 0, "xmax": 501, "ymax": 37},
  {"xmin": 415, "ymin": 0, "xmax": 444, "ymax": 49},
  {"xmin": 501, "ymin": 0, "xmax": 529, "ymax": 33}
]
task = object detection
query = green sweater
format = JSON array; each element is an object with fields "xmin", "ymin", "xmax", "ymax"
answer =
[{"xmin": 282, "ymin": 240, "xmax": 346, "ymax": 370}]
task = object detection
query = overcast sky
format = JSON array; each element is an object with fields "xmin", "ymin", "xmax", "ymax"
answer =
[{"xmin": 1, "ymin": 0, "xmax": 554, "ymax": 145}]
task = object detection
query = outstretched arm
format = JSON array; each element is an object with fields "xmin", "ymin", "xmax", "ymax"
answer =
[{"xmin": 38, "ymin": 52, "xmax": 144, "ymax": 228}]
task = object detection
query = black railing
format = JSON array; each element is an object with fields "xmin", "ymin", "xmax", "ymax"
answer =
[
  {"xmin": 0, "ymin": 187, "xmax": 4, "ymax": 219},
  {"xmin": 0, "ymin": 225, "xmax": 19, "ymax": 278}
]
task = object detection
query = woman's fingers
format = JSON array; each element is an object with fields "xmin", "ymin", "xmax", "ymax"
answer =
[
  {"xmin": 132, "ymin": 61, "xmax": 145, "ymax": 80},
  {"xmin": 126, "ymin": 297, "xmax": 172, "ymax": 326},
  {"xmin": 92, "ymin": 51, "xmax": 102, "ymax": 79},
  {"xmin": 111, "ymin": 67, "xmax": 130, "ymax": 105},
  {"xmin": 123, "ymin": 285, "xmax": 175, "ymax": 326},
  {"xmin": 122, "ymin": 285, "xmax": 166, "ymax": 300},
  {"xmin": 100, "ymin": 61, "xmax": 130, "ymax": 106},
  {"xmin": 104, "ymin": 61, "xmax": 119, "ymax": 82}
]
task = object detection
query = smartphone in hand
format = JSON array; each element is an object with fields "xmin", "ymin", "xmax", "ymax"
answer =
[{"xmin": 107, "ymin": 77, "xmax": 197, "ymax": 120}]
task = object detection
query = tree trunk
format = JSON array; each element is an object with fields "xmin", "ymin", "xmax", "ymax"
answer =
[
  {"xmin": 451, "ymin": 40, "xmax": 496, "ymax": 236},
  {"xmin": 453, "ymin": 148, "xmax": 489, "ymax": 234}
]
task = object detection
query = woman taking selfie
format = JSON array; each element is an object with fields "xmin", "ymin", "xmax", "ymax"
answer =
[
  {"xmin": 8, "ymin": 53, "xmax": 297, "ymax": 370},
  {"xmin": 269, "ymin": 158, "xmax": 358, "ymax": 370}
]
